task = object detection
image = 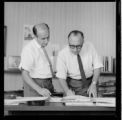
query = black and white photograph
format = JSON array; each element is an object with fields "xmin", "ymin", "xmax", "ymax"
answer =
[{"xmin": 4, "ymin": 1, "xmax": 120, "ymax": 119}]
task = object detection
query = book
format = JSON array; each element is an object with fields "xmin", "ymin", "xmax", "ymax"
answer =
[{"xmin": 113, "ymin": 58, "xmax": 116, "ymax": 74}]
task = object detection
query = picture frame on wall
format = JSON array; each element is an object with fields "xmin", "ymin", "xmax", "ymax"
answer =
[
  {"xmin": 4, "ymin": 26, "xmax": 7, "ymax": 56},
  {"xmin": 24, "ymin": 25, "xmax": 34, "ymax": 41},
  {"xmin": 7, "ymin": 56, "xmax": 21, "ymax": 70},
  {"xmin": 23, "ymin": 25, "xmax": 34, "ymax": 49}
]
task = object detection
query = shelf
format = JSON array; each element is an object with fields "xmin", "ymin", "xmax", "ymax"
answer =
[
  {"xmin": 4, "ymin": 69, "xmax": 21, "ymax": 73},
  {"xmin": 100, "ymin": 72, "xmax": 116, "ymax": 76},
  {"xmin": 98, "ymin": 85, "xmax": 115, "ymax": 87}
]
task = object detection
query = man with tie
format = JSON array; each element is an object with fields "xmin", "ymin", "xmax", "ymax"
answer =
[
  {"xmin": 19, "ymin": 23, "xmax": 54, "ymax": 97},
  {"xmin": 56, "ymin": 30, "xmax": 103, "ymax": 97}
]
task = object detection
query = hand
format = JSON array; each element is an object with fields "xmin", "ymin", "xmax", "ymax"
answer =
[
  {"xmin": 37, "ymin": 88, "xmax": 51, "ymax": 97},
  {"xmin": 66, "ymin": 89, "xmax": 75, "ymax": 96},
  {"xmin": 87, "ymin": 83, "xmax": 97, "ymax": 98}
]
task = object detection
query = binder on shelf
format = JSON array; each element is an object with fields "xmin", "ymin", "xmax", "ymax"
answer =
[
  {"xmin": 101, "ymin": 56, "xmax": 115, "ymax": 75},
  {"xmin": 105, "ymin": 56, "xmax": 108, "ymax": 72},
  {"xmin": 113, "ymin": 58, "xmax": 116, "ymax": 74},
  {"xmin": 108, "ymin": 56, "xmax": 113, "ymax": 73}
]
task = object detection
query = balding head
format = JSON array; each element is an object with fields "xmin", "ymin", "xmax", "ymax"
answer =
[
  {"xmin": 33, "ymin": 23, "xmax": 50, "ymax": 37},
  {"xmin": 33, "ymin": 23, "xmax": 50, "ymax": 48}
]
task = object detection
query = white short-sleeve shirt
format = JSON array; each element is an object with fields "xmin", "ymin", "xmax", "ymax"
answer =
[
  {"xmin": 56, "ymin": 41, "xmax": 103, "ymax": 80},
  {"xmin": 19, "ymin": 38, "xmax": 53, "ymax": 79}
]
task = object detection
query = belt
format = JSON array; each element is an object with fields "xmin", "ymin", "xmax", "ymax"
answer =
[
  {"xmin": 32, "ymin": 78, "xmax": 52, "ymax": 80},
  {"xmin": 68, "ymin": 76, "xmax": 93, "ymax": 81}
]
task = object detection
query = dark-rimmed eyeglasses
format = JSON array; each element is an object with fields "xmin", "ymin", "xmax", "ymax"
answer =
[{"xmin": 69, "ymin": 44, "xmax": 83, "ymax": 49}]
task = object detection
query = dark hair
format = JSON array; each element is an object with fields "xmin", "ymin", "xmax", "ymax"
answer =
[
  {"xmin": 33, "ymin": 23, "xmax": 49, "ymax": 36},
  {"xmin": 68, "ymin": 30, "xmax": 84, "ymax": 39},
  {"xmin": 33, "ymin": 25, "xmax": 37, "ymax": 36}
]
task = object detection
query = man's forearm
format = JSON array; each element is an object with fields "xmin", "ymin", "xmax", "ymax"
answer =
[
  {"xmin": 92, "ymin": 68, "xmax": 101, "ymax": 84},
  {"xmin": 22, "ymin": 70, "xmax": 41, "ymax": 91}
]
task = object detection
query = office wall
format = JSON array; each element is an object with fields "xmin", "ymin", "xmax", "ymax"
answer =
[{"xmin": 4, "ymin": 2, "xmax": 116, "ymax": 91}]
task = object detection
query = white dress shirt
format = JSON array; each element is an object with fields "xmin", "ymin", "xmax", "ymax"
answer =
[
  {"xmin": 19, "ymin": 38, "xmax": 54, "ymax": 79},
  {"xmin": 56, "ymin": 41, "xmax": 103, "ymax": 80}
]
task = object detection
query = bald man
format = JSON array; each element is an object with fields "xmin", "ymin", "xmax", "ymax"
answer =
[
  {"xmin": 56, "ymin": 30, "xmax": 103, "ymax": 97},
  {"xmin": 19, "ymin": 23, "xmax": 54, "ymax": 97}
]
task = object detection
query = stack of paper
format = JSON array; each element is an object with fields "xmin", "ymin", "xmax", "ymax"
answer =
[
  {"xmin": 4, "ymin": 97, "xmax": 48, "ymax": 105},
  {"xmin": 62, "ymin": 95, "xmax": 93, "ymax": 106},
  {"xmin": 93, "ymin": 97, "xmax": 115, "ymax": 107},
  {"xmin": 62, "ymin": 95, "xmax": 91, "ymax": 102},
  {"xmin": 49, "ymin": 97, "xmax": 63, "ymax": 102},
  {"xmin": 62, "ymin": 95, "xmax": 115, "ymax": 107}
]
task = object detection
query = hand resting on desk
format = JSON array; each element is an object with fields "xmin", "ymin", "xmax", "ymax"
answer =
[{"xmin": 36, "ymin": 88, "xmax": 51, "ymax": 97}]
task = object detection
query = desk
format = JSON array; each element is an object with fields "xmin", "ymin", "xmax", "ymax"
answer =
[{"xmin": 4, "ymin": 102, "xmax": 115, "ymax": 116}]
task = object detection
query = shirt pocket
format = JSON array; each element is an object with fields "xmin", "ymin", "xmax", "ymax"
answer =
[{"xmin": 82, "ymin": 54, "xmax": 93, "ymax": 72}]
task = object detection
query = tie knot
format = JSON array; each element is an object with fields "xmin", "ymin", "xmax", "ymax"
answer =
[
  {"xmin": 77, "ymin": 54, "xmax": 80, "ymax": 58},
  {"xmin": 42, "ymin": 47, "xmax": 47, "ymax": 53}
]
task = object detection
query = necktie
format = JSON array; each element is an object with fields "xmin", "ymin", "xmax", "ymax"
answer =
[
  {"xmin": 77, "ymin": 54, "xmax": 86, "ymax": 87},
  {"xmin": 42, "ymin": 47, "xmax": 54, "ymax": 78}
]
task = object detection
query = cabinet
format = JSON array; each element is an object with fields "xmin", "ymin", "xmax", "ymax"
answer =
[
  {"xmin": 4, "ymin": 70, "xmax": 116, "ymax": 97},
  {"xmin": 4, "ymin": 70, "xmax": 63, "ymax": 93},
  {"xmin": 98, "ymin": 72, "xmax": 116, "ymax": 97}
]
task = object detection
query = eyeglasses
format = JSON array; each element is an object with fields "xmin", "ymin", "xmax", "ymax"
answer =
[{"xmin": 69, "ymin": 44, "xmax": 83, "ymax": 49}]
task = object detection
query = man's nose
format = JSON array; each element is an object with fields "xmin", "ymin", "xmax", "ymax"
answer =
[{"xmin": 74, "ymin": 47, "xmax": 78, "ymax": 51}]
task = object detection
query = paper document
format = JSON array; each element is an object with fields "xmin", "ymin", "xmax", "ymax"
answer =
[
  {"xmin": 62, "ymin": 95, "xmax": 115, "ymax": 107},
  {"xmin": 49, "ymin": 97, "xmax": 63, "ymax": 102},
  {"xmin": 95, "ymin": 103, "xmax": 115, "ymax": 107},
  {"xmin": 92, "ymin": 97, "xmax": 116, "ymax": 107},
  {"xmin": 62, "ymin": 95, "xmax": 91, "ymax": 102},
  {"xmin": 49, "ymin": 95, "xmax": 91, "ymax": 103},
  {"xmin": 4, "ymin": 97, "xmax": 48, "ymax": 105},
  {"xmin": 62, "ymin": 95, "xmax": 93, "ymax": 106},
  {"xmin": 65, "ymin": 102, "xmax": 115, "ymax": 107},
  {"xmin": 93, "ymin": 97, "xmax": 116, "ymax": 103},
  {"xmin": 65, "ymin": 102, "xmax": 94, "ymax": 106}
]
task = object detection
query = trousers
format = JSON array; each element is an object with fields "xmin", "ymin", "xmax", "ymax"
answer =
[
  {"xmin": 23, "ymin": 78, "xmax": 54, "ymax": 97},
  {"xmin": 66, "ymin": 76, "xmax": 93, "ymax": 97}
]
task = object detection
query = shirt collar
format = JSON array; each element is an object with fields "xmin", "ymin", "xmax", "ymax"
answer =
[{"xmin": 33, "ymin": 38, "xmax": 41, "ymax": 48}]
